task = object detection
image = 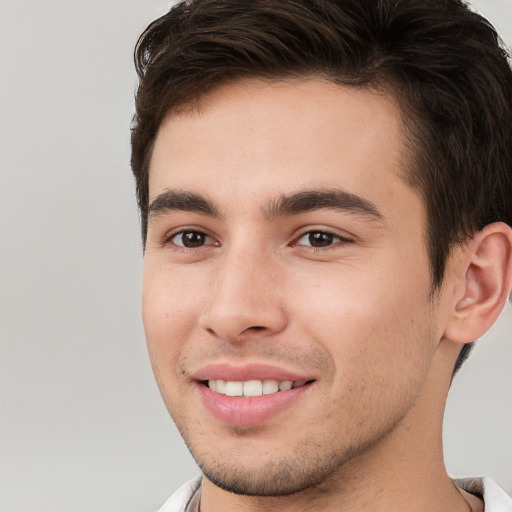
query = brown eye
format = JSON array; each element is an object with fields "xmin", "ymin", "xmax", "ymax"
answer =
[
  {"xmin": 295, "ymin": 230, "xmax": 350, "ymax": 248},
  {"xmin": 171, "ymin": 230, "xmax": 212, "ymax": 248},
  {"xmin": 307, "ymin": 231, "xmax": 335, "ymax": 247}
]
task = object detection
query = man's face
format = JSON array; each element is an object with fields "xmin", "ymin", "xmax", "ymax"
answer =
[{"xmin": 143, "ymin": 79, "xmax": 444, "ymax": 495}]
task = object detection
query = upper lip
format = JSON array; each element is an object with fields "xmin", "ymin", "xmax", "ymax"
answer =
[{"xmin": 192, "ymin": 362, "xmax": 315, "ymax": 383}]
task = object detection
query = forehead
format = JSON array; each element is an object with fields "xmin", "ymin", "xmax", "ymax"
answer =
[{"xmin": 149, "ymin": 78, "xmax": 414, "ymax": 218}]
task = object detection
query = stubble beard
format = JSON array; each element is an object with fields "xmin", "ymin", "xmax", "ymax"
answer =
[
  {"xmin": 187, "ymin": 432, "xmax": 353, "ymax": 497},
  {"xmin": 166, "ymin": 372, "xmax": 418, "ymax": 498},
  {"xmin": 162, "ymin": 333, "xmax": 434, "ymax": 498},
  {"xmin": 174, "ymin": 417, "xmax": 400, "ymax": 498}
]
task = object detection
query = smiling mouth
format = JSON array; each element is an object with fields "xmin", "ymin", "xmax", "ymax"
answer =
[{"xmin": 205, "ymin": 379, "xmax": 314, "ymax": 397}]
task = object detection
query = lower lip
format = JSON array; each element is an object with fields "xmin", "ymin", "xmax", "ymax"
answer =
[{"xmin": 197, "ymin": 383, "xmax": 312, "ymax": 427}]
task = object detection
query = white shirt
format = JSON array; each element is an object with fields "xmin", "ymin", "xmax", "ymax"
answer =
[{"xmin": 156, "ymin": 476, "xmax": 512, "ymax": 512}]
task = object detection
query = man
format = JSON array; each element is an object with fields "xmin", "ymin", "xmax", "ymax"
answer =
[{"xmin": 131, "ymin": 0, "xmax": 512, "ymax": 510}]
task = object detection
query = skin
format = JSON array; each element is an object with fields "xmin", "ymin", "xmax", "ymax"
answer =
[{"xmin": 141, "ymin": 78, "xmax": 503, "ymax": 511}]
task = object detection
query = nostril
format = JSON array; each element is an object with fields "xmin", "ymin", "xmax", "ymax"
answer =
[{"xmin": 249, "ymin": 326, "xmax": 265, "ymax": 331}]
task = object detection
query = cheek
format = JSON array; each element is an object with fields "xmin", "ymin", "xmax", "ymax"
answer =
[
  {"xmin": 297, "ymin": 278, "xmax": 436, "ymax": 435},
  {"xmin": 290, "ymin": 263, "xmax": 435, "ymax": 383},
  {"xmin": 141, "ymin": 266, "xmax": 201, "ymax": 367}
]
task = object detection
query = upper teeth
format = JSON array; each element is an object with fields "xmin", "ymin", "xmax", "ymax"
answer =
[{"xmin": 208, "ymin": 379, "xmax": 307, "ymax": 396}]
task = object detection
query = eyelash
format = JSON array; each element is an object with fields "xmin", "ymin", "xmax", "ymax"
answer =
[
  {"xmin": 293, "ymin": 230, "xmax": 353, "ymax": 250},
  {"xmin": 166, "ymin": 229, "xmax": 217, "ymax": 250},
  {"xmin": 165, "ymin": 228, "xmax": 353, "ymax": 251}
]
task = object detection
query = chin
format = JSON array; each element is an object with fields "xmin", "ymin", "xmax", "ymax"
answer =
[
  {"xmin": 201, "ymin": 461, "xmax": 339, "ymax": 497},
  {"xmin": 189, "ymin": 436, "xmax": 362, "ymax": 497}
]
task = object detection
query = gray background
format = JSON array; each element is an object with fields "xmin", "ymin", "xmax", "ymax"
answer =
[{"xmin": 0, "ymin": 1, "xmax": 511, "ymax": 511}]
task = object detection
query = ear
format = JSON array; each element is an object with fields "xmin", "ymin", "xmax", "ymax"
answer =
[{"xmin": 444, "ymin": 222, "xmax": 512, "ymax": 344}]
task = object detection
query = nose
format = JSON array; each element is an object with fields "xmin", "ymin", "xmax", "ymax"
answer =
[{"xmin": 198, "ymin": 247, "xmax": 288, "ymax": 342}]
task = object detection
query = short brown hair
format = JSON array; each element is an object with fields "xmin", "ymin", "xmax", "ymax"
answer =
[{"xmin": 131, "ymin": 0, "xmax": 512, "ymax": 373}]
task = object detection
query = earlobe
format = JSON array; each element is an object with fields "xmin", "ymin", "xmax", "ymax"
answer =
[{"xmin": 444, "ymin": 222, "xmax": 512, "ymax": 344}]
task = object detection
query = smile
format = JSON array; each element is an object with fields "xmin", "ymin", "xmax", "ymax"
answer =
[{"xmin": 207, "ymin": 379, "xmax": 309, "ymax": 396}]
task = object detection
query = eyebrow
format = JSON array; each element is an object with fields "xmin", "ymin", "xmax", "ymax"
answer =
[
  {"xmin": 148, "ymin": 189, "xmax": 220, "ymax": 220},
  {"xmin": 147, "ymin": 187, "xmax": 384, "ymax": 223},
  {"xmin": 264, "ymin": 189, "xmax": 384, "ymax": 221}
]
